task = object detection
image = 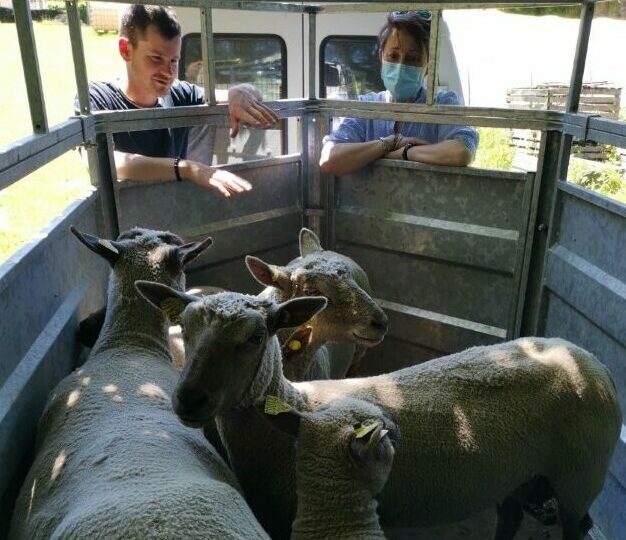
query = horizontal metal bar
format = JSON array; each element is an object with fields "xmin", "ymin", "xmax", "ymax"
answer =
[
  {"xmin": 320, "ymin": 100, "xmax": 564, "ymax": 130},
  {"xmin": 312, "ymin": 1, "xmax": 585, "ymax": 13},
  {"xmin": 92, "ymin": 100, "xmax": 308, "ymax": 134},
  {"xmin": 544, "ymin": 245, "xmax": 625, "ymax": 347},
  {"xmin": 178, "ymin": 205, "xmax": 301, "ymax": 238},
  {"xmin": 48, "ymin": 0, "xmax": 589, "ymax": 11},
  {"xmin": 379, "ymin": 297, "xmax": 508, "ymax": 340},
  {"xmin": 558, "ymin": 181, "xmax": 626, "ymax": 219},
  {"xmin": 377, "ymin": 156, "xmax": 529, "ymax": 180},
  {"xmin": 93, "ymin": 0, "xmax": 307, "ymax": 12},
  {"xmin": 0, "ymin": 119, "xmax": 89, "ymax": 193},
  {"xmin": 335, "ymin": 206, "xmax": 519, "ymax": 274}
]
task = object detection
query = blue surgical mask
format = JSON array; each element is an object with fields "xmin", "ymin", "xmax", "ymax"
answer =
[{"xmin": 380, "ymin": 60, "xmax": 425, "ymax": 102}]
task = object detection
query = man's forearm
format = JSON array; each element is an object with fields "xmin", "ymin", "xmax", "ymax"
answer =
[
  {"xmin": 113, "ymin": 151, "xmax": 178, "ymax": 182},
  {"xmin": 319, "ymin": 140, "xmax": 387, "ymax": 176}
]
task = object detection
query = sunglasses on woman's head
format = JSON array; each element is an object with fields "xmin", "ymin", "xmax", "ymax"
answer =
[{"xmin": 390, "ymin": 10, "xmax": 432, "ymax": 22}]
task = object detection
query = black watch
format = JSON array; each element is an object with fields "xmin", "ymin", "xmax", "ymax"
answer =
[{"xmin": 402, "ymin": 144, "xmax": 414, "ymax": 160}]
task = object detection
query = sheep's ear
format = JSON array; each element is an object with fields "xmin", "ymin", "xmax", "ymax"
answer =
[
  {"xmin": 260, "ymin": 407, "xmax": 303, "ymax": 439},
  {"xmin": 245, "ymin": 255, "xmax": 291, "ymax": 291},
  {"xmin": 178, "ymin": 236, "xmax": 213, "ymax": 266},
  {"xmin": 299, "ymin": 228, "xmax": 323, "ymax": 257},
  {"xmin": 349, "ymin": 421, "xmax": 390, "ymax": 465},
  {"xmin": 269, "ymin": 297, "xmax": 327, "ymax": 333},
  {"xmin": 134, "ymin": 281, "xmax": 200, "ymax": 325},
  {"xmin": 70, "ymin": 226, "xmax": 122, "ymax": 266},
  {"xmin": 282, "ymin": 326, "xmax": 313, "ymax": 357}
]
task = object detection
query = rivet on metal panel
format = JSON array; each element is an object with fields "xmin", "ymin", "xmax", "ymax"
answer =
[{"xmin": 537, "ymin": 223, "xmax": 547, "ymax": 232}]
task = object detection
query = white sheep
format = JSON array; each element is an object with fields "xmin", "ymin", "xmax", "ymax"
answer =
[
  {"xmin": 135, "ymin": 286, "xmax": 622, "ymax": 540},
  {"xmin": 10, "ymin": 228, "xmax": 269, "ymax": 540},
  {"xmin": 247, "ymin": 228, "xmax": 388, "ymax": 379},
  {"xmin": 264, "ymin": 397, "xmax": 398, "ymax": 540}
]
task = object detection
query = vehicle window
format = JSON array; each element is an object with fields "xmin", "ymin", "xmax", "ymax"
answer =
[
  {"xmin": 320, "ymin": 36, "xmax": 382, "ymax": 99},
  {"xmin": 181, "ymin": 33, "xmax": 286, "ymax": 163}
]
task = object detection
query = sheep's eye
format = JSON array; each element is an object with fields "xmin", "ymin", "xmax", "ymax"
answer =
[
  {"xmin": 303, "ymin": 288, "xmax": 321, "ymax": 296},
  {"xmin": 248, "ymin": 333, "xmax": 264, "ymax": 345}
]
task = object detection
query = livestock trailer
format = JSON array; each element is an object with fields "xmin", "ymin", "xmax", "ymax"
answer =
[{"xmin": 0, "ymin": 0, "xmax": 624, "ymax": 538}]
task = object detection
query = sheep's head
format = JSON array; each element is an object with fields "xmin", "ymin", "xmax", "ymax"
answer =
[
  {"xmin": 134, "ymin": 283, "xmax": 326, "ymax": 427},
  {"xmin": 246, "ymin": 228, "xmax": 388, "ymax": 347},
  {"xmin": 71, "ymin": 226, "xmax": 212, "ymax": 296},
  {"xmin": 265, "ymin": 398, "xmax": 398, "ymax": 497}
]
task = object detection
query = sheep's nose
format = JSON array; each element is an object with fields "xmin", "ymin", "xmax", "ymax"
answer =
[
  {"xmin": 173, "ymin": 387, "xmax": 208, "ymax": 418},
  {"xmin": 370, "ymin": 310, "xmax": 388, "ymax": 333}
]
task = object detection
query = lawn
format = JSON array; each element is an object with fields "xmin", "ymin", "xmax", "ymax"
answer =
[{"xmin": 0, "ymin": 21, "xmax": 119, "ymax": 263}]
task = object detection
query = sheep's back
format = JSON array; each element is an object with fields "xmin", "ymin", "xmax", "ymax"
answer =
[
  {"xmin": 10, "ymin": 349, "xmax": 263, "ymax": 540},
  {"xmin": 296, "ymin": 337, "xmax": 621, "ymax": 527}
]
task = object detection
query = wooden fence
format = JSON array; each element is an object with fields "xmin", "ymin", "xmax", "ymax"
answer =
[{"xmin": 506, "ymin": 82, "xmax": 622, "ymax": 161}]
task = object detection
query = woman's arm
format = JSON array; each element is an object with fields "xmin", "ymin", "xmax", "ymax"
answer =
[
  {"xmin": 386, "ymin": 139, "xmax": 473, "ymax": 167},
  {"xmin": 319, "ymin": 140, "xmax": 388, "ymax": 176},
  {"xmin": 319, "ymin": 134, "xmax": 425, "ymax": 176}
]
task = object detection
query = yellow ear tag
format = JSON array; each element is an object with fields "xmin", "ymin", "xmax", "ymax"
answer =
[
  {"xmin": 98, "ymin": 239, "xmax": 119, "ymax": 254},
  {"xmin": 354, "ymin": 421, "xmax": 378, "ymax": 439},
  {"xmin": 264, "ymin": 395, "xmax": 293, "ymax": 416},
  {"xmin": 160, "ymin": 297, "xmax": 185, "ymax": 325},
  {"xmin": 288, "ymin": 339, "xmax": 302, "ymax": 352},
  {"xmin": 270, "ymin": 265, "xmax": 281, "ymax": 283}
]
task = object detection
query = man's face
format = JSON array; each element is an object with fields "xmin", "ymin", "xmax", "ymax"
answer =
[{"xmin": 120, "ymin": 24, "xmax": 181, "ymax": 100}]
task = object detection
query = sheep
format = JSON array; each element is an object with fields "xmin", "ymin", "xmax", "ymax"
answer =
[
  {"xmin": 247, "ymin": 228, "xmax": 387, "ymax": 380},
  {"xmin": 10, "ymin": 227, "xmax": 269, "ymax": 540},
  {"xmin": 264, "ymin": 397, "xmax": 399, "ymax": 540},
  {"xmin": 135, "ymin": 285, "xmax": 622, "ymax": 540},
  {"xmin": 78, "ymin": 228, "xmax": 385, "ymax": 381}
]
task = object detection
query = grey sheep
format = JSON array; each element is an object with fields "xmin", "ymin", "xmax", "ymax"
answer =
[
  {"xmin": 265, "ymin": 397, "xmax": 398, "ymax": 540},
  {"xmin": 136, "ymin": 286, "xmax": 622, "ymax": 540},
  {"xmin": 10, "ymin": 228, "xmax": 269, "ymax": 540}
]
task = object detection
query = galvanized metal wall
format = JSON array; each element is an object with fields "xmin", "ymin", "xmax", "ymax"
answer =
[
  {"xmin": 539, "ymin": 181, "xmax": 626, "ymax": 540},
  {"xmin": 0, "ymin": 194, "xmax": 108, "ymax": 535},
  {"xmin": 114, "ymin": 155, "xmax": 304, "ymax": 292},
  {"xmin": 330, "ymin": 160, "xmax": 537, "ymax": 376}
]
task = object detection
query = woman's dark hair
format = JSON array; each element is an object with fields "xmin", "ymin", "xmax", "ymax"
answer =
[
  {"xmin": 377, "ymin": 11, "xmax": 431, "ymax": 62},
  {"xmin": 119, "ymin": 4, "xmax": 181, "ymax": 46}
]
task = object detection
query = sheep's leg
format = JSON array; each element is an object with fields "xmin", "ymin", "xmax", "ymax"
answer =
[
  {"xmin": 493, "ymin": 496, "xmax": 524, "ymax": 540},
  {"xmin": 559, "ymin": 507, "xmax": 592, "ymax": 540}
]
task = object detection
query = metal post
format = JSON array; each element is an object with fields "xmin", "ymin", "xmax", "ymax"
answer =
[
  {"xmin": 94, "ymin": 133, "xmax": 120, "ymax": 239},
  {"xmin": 426, "ymin": 9, "xmax": 441, "ymax": 106},
  {"xmin": 66, "ymin": 0, "xmax": 90, "ymax": 115},
  {"xmin": 556, "ymin": 0, "xmax": 595, "ymax": 180},
  {"xmin": 520, "ymin": 130, "xmax": 563, "ymax": 336},
  {"xmin": 308, "ymin": 12, "xmax": 317, "ymax": 99},
  {"xmin": 13, "ymin": 0, "xmax": 48, "ymax": 134},
  {"xmin": 201, "ymin": 4, "xmax": 217, "ymax": 105}
]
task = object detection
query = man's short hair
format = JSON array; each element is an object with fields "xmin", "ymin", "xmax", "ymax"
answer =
[
  {"xmin": 378, "ymin": 11, "xmax": 430, "ymax": 63},
  {"xmin": 120, "ymin": 4, "xmax": 181, "ymax": 46}
]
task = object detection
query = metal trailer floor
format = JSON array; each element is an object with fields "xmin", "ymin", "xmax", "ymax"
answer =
[{"xmin": 386, "ymin": 507, "xmax": 565, "ymax": 539}]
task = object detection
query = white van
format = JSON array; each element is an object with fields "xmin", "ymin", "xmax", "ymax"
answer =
[{"xmin": 174, "ymin": 7, "xmax": 463, "ymax": 161}]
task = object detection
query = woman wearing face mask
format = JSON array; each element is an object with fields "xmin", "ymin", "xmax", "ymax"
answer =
[{"xmin": 319, "ymin": 11, "xmax": 479, "ymax": 176}]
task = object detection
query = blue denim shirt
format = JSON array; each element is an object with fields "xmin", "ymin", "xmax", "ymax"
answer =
[{"xmin": 325, "ymin": 87, "xmax": 479, "ymax": 157}]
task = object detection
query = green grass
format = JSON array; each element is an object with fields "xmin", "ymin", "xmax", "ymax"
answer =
[
  {"xmin": 472, "ymin": 128, "xmax": 515, "ymax": 170},
  {"xmin": 0, "ymin": 21, "xmax": 119, "ymax": 263}
]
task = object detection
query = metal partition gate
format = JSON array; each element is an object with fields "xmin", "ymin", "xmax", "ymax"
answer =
[
  {"xmin": 114, "ymin": 155, "xmax": 304, "ymax": 292},
  {"xmin": 329, "ymin": 160, "xmax": 537, "ymax": 375}
]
